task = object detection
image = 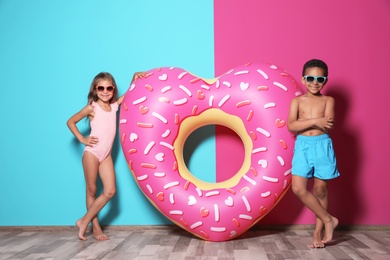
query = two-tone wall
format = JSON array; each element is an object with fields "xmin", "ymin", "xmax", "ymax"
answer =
[{"xmin": 0, "ymin": 0, "xmax": 389, "ymax": 226}]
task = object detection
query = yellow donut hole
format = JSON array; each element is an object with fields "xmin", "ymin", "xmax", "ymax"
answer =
[{"xmin": 174, "ymin": 108, "xmax": 252, "ymax": 190}]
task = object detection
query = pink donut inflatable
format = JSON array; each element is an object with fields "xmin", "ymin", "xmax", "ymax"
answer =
[{"xmin": 119, "ymin": 62, "xmax": 302, "ymax": 241}]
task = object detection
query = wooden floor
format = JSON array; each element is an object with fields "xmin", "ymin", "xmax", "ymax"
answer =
[{"xmin": 0, "ymin": 226, "xmax": 389, "ymax": 260}]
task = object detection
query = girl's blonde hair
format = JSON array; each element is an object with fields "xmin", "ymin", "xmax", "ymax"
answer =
[{"xmin": 87, "ymin": 72, "xmax": 118, "ymax": 104}]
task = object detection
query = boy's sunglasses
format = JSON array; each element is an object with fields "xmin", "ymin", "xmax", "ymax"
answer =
[
  {"xmin": 304, "ymin": 76, "xmax": 327, "ymax": 84},
  {"xmin": 96, "ymin": 86, "xmax": 115, "ymax": 92}
]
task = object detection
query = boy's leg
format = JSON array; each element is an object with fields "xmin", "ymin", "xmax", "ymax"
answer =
[
  {"xmin": 292, "ymin": 175, "xmax": 338, "ymax": 244},
  {"xmin": 311, "ymin": 178, "xmax": 329, "ymax": 248}
]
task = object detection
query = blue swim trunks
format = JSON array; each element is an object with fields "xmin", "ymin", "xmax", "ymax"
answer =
[{"xmin": 292, "ymin": 134, "xmax": 340, "ymax": 180}]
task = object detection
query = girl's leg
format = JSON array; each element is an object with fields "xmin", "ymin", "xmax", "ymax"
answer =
[
  {"xmin": 291, "ymin": 176, "xmax": 338, "ymax": 244},
  {"xmin": 76, "ymin": 151, "xmax": 99, "ymax": 240},
  {"xmin": 82, "ymin": 153, "xmax": 112, "ymax": 240},
  {"xmin": 311, "ymin": 178, "xmax": 329, "ymax": 248},
  {"xmin": 76, "ymin": 154, "xmax": 116, "ymax": 240},
  {"xmin": 91, "ymin": 155, "xmax": 116, "ymax": 240}
]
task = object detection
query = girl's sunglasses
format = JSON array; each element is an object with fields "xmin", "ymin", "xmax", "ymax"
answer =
[
  {"xmin": 304, "ymin": 76, "xmax": 327, "ymax": 84},
  {"xmin": 96, "ymin": 86, "xmax": 115, "ymax": 92}
]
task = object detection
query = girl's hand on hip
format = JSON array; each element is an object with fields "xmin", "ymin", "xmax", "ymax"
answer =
[{"xmin": 84, "ymin": 136, "xmax": 99, "ymax": 147}]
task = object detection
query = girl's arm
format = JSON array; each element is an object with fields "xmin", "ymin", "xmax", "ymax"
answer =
[
  {"xmin": 131, "ymin": 71, "xmax": 148, "ymax": 82},
  {"xmin": 117, "ymin": 95, "xmax": 125, "ymax": 106},
  {"xmin": 66, "ymin": 105, "xmax": 97, "ymax": 146},
  {"xmin": 117, "ymin": 71, "xmax": 148, "ymax": 106}
]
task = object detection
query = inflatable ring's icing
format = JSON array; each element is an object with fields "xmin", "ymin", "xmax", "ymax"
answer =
[{"xmin": 119, "ymin": 63, "xmax": 302, "ymax": 242}]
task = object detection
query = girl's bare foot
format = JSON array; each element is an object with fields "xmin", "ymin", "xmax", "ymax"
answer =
[
  {"xmin": 76, "ymin": 219, "xmax": 88, "ymax": 241},
  {"xmin": 322, "ymin": 216, "xmax": 338, "ymax": 244},
  {"xmin": 91, "ymin": 222, "xmax": 109, "ymax": 241},
  {"xmin": 93, "ymin": 232, "xmax": 109, "ymax": 241}
]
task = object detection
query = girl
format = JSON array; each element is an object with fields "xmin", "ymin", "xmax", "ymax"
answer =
[{"xmin": 67, "ymin": 71, "xmax": 146, "ymax": 240}]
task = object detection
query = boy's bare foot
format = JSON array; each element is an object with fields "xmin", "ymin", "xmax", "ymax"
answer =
[
  {"xmin": 322, "ymin": 216, "xmax": 338, "ymax": 244},
  {"xmin": 76, "ymin": 219, "xmax": 88, "ymax": 241},
  {"xmin": 93, "ymin": 232, "xmax": 109, "ymax": 241},
  {"xmin": 310, "ymin": 231, "xmax": 325, "ymax": 249},
  {"xmin": 310, "ymin": 240, "xmax": 325, "ymax": 249}
]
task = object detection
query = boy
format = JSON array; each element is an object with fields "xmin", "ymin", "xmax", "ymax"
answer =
[{"xmin": 287, "ymin": 59, "xmax": 340, "ymax": 248}]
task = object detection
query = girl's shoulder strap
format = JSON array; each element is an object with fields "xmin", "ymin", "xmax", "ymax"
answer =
[{"xmin": 90, "ymin": 101, "xmax": 99, "ymax": 112}]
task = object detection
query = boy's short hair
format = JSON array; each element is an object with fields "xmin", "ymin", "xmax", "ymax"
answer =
[{"xmin": 302, "ymin": 59, "xmax": 328, "ymax": 77}]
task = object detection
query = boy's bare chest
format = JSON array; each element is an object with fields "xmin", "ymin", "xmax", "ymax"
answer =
[{"xmin": 298, "ymin": 98, "xmax": 327, "ymax": 118}]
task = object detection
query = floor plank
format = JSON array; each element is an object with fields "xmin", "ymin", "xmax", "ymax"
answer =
[{"xmin": 0, "ymin": 226, "xmax": 389, "ymax": 259}]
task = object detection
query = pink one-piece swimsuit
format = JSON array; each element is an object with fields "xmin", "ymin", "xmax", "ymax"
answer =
[{"xmin": 84, "ymin": 101, "xmax": 118, "ymax": 163}]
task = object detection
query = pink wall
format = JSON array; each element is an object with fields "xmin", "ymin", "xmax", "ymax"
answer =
[{"xmin": 214, "ymin": 0, "xmax": 390, "ymax": 225}]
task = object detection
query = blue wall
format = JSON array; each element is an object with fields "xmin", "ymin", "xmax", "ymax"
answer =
[{"xmin": 0, "ymin": 0, "xmax": 214, "ymax": 225}]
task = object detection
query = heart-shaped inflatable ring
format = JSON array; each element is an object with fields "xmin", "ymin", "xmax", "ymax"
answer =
[{"xmin": 119, "ymin": 62, "xmax": 302, "ymax": 241}]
